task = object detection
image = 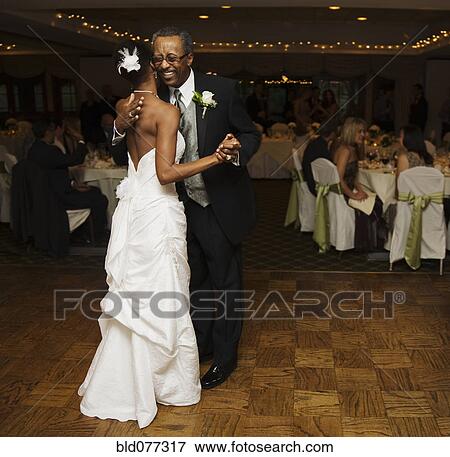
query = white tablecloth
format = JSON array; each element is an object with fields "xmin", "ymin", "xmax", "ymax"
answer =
[
  {"xmin": 358, "ymin": 168, "xmax": 450, "ymax": 212},
  {"xmin": 70, "ymin": 166, "xmax": 127, "ymax": 228},
  {"xmin": 247, "ymin": 139, "xmax": 293, "ymax": 179}
]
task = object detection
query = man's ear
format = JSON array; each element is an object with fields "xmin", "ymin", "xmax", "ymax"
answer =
[{"xmin": 187, "ymin": 53, "xmax": 194, "ymax": 66}]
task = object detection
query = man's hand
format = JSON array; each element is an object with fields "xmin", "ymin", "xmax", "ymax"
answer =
[
  {"xmin": 66, "ymin": 126, "xmax": 84, "ymax": 142},
  {"xmin": 115, "ymin": 93, "xmax": 144, "ymax": 134},
  {"xmin": 216, "ymin": 133, "xmax": 241, "ymax": 163},
  {"xmin": 72, "ymin": 183, "xmax": 92, "ymax": 192}
]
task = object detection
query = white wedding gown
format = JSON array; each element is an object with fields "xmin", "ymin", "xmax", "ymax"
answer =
[{"xmin": 78, "ymin": 131, "xmax": 201, "ymax": 428}]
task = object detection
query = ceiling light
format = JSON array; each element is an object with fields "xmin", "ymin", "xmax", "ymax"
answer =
[
  {"xmin": 221, "ymin": 5, "xmax": 232, "ymax": 8},
  {"xmin": 328, "ymin": 6, "xmax": 341, "ymax": 10},
  {"xmin": 357, "ymin": 17, "xmax": 368, "ymax": 21},
  {"xmin": 198, "ymin": 15, "xmax": 209, "ymax": 19}
]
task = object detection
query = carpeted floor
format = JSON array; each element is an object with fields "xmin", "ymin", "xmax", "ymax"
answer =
[{"xmin": 0, "ymin": 179, "xmax": 448, "ymax": 273}]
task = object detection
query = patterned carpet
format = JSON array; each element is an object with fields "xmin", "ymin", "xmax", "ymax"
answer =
[{"xmin": 0, "ymin": 179, "xmax": 448, "ymax": 273}]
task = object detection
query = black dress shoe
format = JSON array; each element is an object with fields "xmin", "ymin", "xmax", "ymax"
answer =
[
  {"xmin": 199, "ymin": 352, "xmax": 214, "ymax": 364},
  {"xmin": 200, "ymin": 360, "xmax": 237, "ymax": 389}
]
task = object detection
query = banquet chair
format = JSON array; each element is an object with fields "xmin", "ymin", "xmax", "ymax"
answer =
[
  {"xmin": 291, "ymin": 146, "xmax": 315, "ymax": 232},
  {"xmin": 11, "ymin": 159, "xmax": 94, "ymax": 256},
  {"xmin": 388, "ymin": 167, "xmax": 446, "ymax": 274},
  {"xmin": 0, "ymin": 147, "xmax": 18, "ymax": 223},
  {"xmin": 269, "ymin": 123, "xmax": 290, "ymax": 139},
  {"xmin": 447, "ymin": 222, "xmax": 450, "ymax": 251},
  {"xmin": 311, "ymin": 158, "xmax": 355, "ymax": 252}
]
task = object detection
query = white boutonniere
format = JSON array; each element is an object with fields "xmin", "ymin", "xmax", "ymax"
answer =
[{"xmin": 192, "ymin": 90, "xmax": 217, "ymax": 119}]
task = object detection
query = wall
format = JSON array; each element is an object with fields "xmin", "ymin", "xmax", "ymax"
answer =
[{"xmin": 425, "ymin": 59, "xmax": 450, "ymax": 142}]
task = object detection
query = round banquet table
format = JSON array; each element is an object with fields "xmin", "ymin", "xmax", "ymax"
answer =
[
  {"xmin": 70, "ymin": 166, "xmax": 127, "ymax": 228},
  {"xmin": 247, "ymin": 138, "xmax": 293, "ymax": 179},
  {"xmin": 358, "ymin": 168, "xmax": 450, "ymax": 212}
]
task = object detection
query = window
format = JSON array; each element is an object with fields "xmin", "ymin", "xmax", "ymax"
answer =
[
  {"xmin": 34, "ymin": 83, "xmax": 45, "ymax": 112},
  {"xmin": 61, "ymin": 82, "xmax": 77, "ymax": 112},
  {"xmin": 0, "ymin": 84, "xmax": 8, "ymax": 113},
  {"xmin": 13, "ymin": 84, "xmax": 21, "ymax": 112}
]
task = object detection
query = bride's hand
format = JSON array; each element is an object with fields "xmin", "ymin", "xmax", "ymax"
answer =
[
  {"xmin": 115, "ymin": 94, "xmax": 144, "ymax": 133},
  {"xmin": 215, "ymin": 135, "xmax": 241, "ymax": 162}
]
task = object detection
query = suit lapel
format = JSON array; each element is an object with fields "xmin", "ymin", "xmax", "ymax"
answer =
[
  {"xmin": 158, "ymin": 83, "xmax": 170, "ymax": 103},
  {"xmin": 194, "ymin": 70, "xmax": 208, "ymax": 156}
]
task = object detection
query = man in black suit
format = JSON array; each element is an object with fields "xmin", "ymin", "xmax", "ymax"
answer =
[
  {"xmin": 409, "ymin": 83, "xmax": 428, "ymax": 132},
  {"xmin": 28, "ymin": 119, "xmax": 108, "ymax": 238},
  {"xmin": 301, "ymin": 119, "xmax": 338, "ymax": 196},
  {"xmin": 111, "ymin": 27, "xmax": 261, "ymax": 389}
]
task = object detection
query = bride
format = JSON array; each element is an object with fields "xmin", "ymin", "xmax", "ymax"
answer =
[{"xmin": 78, "ymin": 41, "xmax": 235, "ymax": 428}]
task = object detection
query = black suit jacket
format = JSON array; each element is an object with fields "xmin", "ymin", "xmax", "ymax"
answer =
[
  {"xmin": 301, "ymin": 136, "xmax": 332, "ymax": 196},
  {"xmin": 28, "ymin": 140, "xmax": 87, "ymax": 197},
  {"xmin": 112, "ymin": 70, "xmax": 261, "ymax": 245}
]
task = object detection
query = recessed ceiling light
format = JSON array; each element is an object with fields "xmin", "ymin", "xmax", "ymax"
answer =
[
  {"xmin": 198, "ymin": 15, "xmax": 209, "ymax": 19},
  {"xmin": 328, "ymin": 5, "xmax": 341, "ymax": 10},
  {"xmin": 221, "ymin": 5, "xmax": 232, "ymax": 8},
  {"xmin": 357, "ymin": 16, "xmax": 368, "ymax": 21}
]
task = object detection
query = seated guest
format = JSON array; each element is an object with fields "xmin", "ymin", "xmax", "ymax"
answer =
[
  {"xmin": 53, "ymin": 117, "xmax": 85, "ymax": 155},
  {"xmin": 28, "ymin": 119, "xmax": 108, "ymax": 238},
  {"xmin": 396, "ymin": 124, "xmax": 449, "ymax": 223},
  {"xmin": 397, "ymin": 124, "xmax": 434, "ymax": 175},
  {"xmin": 90, "ymin": 113, "xmax": 114, "ymax": 150},
  {"xmin": 302, "ymin": 118, "xmax": 338, "ymax": 195},
  {"xmin": 334, "ymin": 117, "xmax": 385, "ymax": 251}
]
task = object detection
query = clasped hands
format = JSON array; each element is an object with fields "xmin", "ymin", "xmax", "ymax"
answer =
[{"xmin": 215, "ymin": 134, "xmax": 241, "ymax": 164}]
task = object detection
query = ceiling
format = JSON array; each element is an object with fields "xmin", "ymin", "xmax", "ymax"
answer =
[{"xmin": 0, "ymin": 3, "xmax": 449, "ymax": 57}]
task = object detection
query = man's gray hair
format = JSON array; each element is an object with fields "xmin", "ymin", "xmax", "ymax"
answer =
[{"xmin": 152, "ymin": 27, "xmax": 194, "ymax": 54}]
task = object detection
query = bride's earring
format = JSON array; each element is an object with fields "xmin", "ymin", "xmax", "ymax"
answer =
[{"xmin": 154, "ymin": 71, "xmax": 158, "ymax": 80}]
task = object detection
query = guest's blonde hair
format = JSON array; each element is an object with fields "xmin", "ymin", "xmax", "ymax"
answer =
[{"xmin": 340, "ymin": 117, "xmax": 367, "ymax": 159}]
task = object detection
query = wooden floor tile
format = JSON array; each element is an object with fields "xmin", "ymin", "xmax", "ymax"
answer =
[
  {"xmin": 259, "ymin": 330, "xmax": 296, "ymax": 347},
  {"xmin": 248, "ymin": 388, "xmax": 293, "ymax": 416},
  {"xmin": 295, "ymin": 349, "xmax": 334, "ymax": 368},
  {"xmin": 195, "ymin": 414, "xmax": 242, "ymax": 437},
  {"xmin": 341, "ymin": 417, "xmax": 392, "ymax": 436},
  {"xmin": 376, "ymin": 368, "xmax": 420, "ymax": 391},
  {"xmin": 335, "ymin": 368, "xmax": 379, "ymax": 391},
  {"xmin": 297, "ymin": 331, "xmax": 332, "ymax": 349},
  {"xmin": 199, "ymin": 388, "xmax": 249, "ymax": 414},
  {"xmin": 251, "ymin": 367, "xmax": 295, "ymax": 389},
  {"xmin": 295, "ymin": 368, "xmax": 336, "ymax": 390},
  {"xmin": 389, "ymin": 417, "xmax": 442, "ymax": 437},
  {"xmin": 255, "ymin": 348, "xmax": 295, "ymax": 368},
  {"xmin": 408, "ymin": 349, "xmax": 449, "ymax": 369},
  {"xmin": 412, "ymin": 369, "xmax": 450, "ymax": 391},
  {"xmin": 294, "ymin": 416, "xmax": 342, "ymax": 436},
  {"xmin": 425, "ymin": 391, "xmax": 450, "ymax": 417},
  {"xmin": 382, "ymin": 391, "xmax": 433, "ymax": 417},
  {"xmin": 370, "ymin": 350, "xmax": 412, "ymax": 369},
  {"xmin": 339, "ymin": 391, "xmax": 386, "ymax": 417},
  {"xmin": 334, "ymin": 350, "xmax": 373, "ymax": 368},
  {"xmin": 239, "ymin": 416, "xmax": 294, "ymax": 436},
  {"xmin": 436, "ymin": 417, "xmax": 450, "ymax": 436},
  {"xmin": 294, "ymin": 390, "xmax": 340, "ymax": 417}
]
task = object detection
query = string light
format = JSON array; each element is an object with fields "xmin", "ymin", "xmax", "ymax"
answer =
[
  {"xmin": 0, "ymin": 43, "xmax": 17, "ymax": 51},
  {"xmin": 54, "ymin": 13, "xmax": 450, "ymax": 54}
]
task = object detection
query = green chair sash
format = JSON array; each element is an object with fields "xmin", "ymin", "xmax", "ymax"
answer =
[
  {"xmin": 313, "ymin": 182, "xmax": 342, "ymax": 253},
  {"xmin": 397, "ymin": 191, "xmax": 444, "ymax": 270},
  {"xmin": 284, "ymin": 169, "xmax": 304, "ymax": 228}
]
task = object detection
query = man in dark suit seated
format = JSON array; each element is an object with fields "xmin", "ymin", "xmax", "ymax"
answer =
[
  {"xmin": 301, "ymin": 119, "xmax": 338, "ymax": 196},
  {"xmin": 28, "ymin": 119, "xmax": 108, "ymax": 238}
]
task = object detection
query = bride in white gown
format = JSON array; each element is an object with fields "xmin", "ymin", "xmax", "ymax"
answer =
[{"xmin": 78, "ymin": 41, "xmax": 234, "ymax": 428}]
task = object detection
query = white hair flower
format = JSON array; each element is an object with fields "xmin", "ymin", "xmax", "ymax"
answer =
[{"xmin": 117, "ymin": 47, "xmax": 141, "ymax": 74}]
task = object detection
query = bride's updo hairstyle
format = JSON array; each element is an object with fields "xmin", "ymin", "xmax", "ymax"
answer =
[{"xmin": 114, "ymin": 40, "xmax": 152, "ymax": 86}]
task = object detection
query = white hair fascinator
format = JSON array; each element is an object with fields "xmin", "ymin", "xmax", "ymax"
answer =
[{"xmin": 117, "ymin": 47, "xmax": 141, "ymax": 74}]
